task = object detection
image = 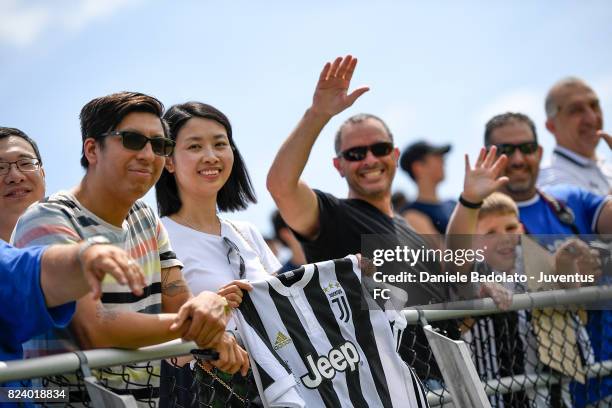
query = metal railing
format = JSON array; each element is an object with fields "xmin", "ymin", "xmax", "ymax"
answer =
[{"xmin": 1, "ymin": 286, "xmax": 611, "ymax": 407}]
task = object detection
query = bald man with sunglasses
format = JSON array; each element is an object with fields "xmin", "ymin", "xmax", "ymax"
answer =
[
  {"xmin": 267, "ymin": 56, "xmax": 480, "ymax": 386},
  {"xmin": 268, "ymin": 56, "xmax": 409, "ymax": 263}
]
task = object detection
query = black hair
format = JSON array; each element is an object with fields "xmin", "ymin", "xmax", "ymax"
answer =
[
  {"xmin": 79, "ymin": 91, "xmax": 167, "ymax": 168},
  {"xmin": 156, "ymin": 102, "xmax": 256, "ymax": 216},
  {"xmin": 0, "ymin": 127, "xmax": 43, "ymax": 164},
  {"xmin": 484, "ymin": 112, "xmax": 538, "ymax": 146}
]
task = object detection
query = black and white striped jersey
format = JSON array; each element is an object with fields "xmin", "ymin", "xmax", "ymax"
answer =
[{"xmin": 235, "ymin": 255, "xmax": 429, "ymax": 408}]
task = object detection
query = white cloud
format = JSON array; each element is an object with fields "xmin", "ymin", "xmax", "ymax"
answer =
[
  {"xmin": 0, "ymin": 0, "xmax": 141, "ymax": 48},
  {"xmin": 0, "ymin": 0, "xmax": 51, "ymax": 47},
  {"xmin": 62, "ymin": 0, "xmax": 142, "ymax": 31}
]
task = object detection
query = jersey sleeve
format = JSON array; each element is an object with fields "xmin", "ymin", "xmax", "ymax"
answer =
[
  {"xmin": 11, "ymin": 201, "xmax": 82, "ymax": 248},
  {"xmin": 0, "ymin": 243, "xmax": 75, "ymax": 345},
  {"xmin": 234, "ymin": 309, "xmax": 305, "ymax": 407}
]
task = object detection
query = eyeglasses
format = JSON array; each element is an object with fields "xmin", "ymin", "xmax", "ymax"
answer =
[
  {"xmin": 99, "ymin": 131, "xmax": 175, "ymax": 157},
  {"xmin": 492, "ymin": 142, "xmax": 538, "ymax": 157},
  {"xmin": 223, "ymin": 237, "xmax": 245, "ymax": 279},
  {"xmin": 0, "ymin": 158, "xmax": 41, "ymax": 175},
  {"xmin": 339, "ymin": 142, "xmax": 394, "ymax": 162}
]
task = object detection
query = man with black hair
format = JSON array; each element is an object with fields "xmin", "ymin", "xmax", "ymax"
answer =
[
  {"xmin": 0, "ymin": 127, "xmax": 45, "ymax": 242},
  {"xmin": 12, "ymin": 91, "xmax": 248, "ymax": 402},
  {"xmin": 459, "ymin": 111, "xmax": 612, "ymax": 407},
  {"xmin": 267, "ymin": 56, "xmax": 492, "ymax": 391}
]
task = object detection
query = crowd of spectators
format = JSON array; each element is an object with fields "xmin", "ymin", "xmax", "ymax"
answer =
[{"xmin": 1, "ymin": 55, "xmax": 610, "ymax": 407}]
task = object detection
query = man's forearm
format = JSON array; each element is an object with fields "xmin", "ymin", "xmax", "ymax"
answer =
[
  {"xmin": 71, "ymin": 308, "xmax": 183, "ymax": 349},
  {"xmin": 40, "ymin": 244, "xmax": 90, "ymax": 307},
  {"xmin": 267, "ymin": 108, "xmax": 332, "ymax": 195}
]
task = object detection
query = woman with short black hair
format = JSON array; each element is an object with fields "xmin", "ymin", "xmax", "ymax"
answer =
[{"xmin": 156, "ymin": 101, "xmax": 279, "ymax": 308}]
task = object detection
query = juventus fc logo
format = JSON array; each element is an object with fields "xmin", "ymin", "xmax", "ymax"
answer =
[
  {"xmin": 331, "ymin": 295, "xmax": 350, "ymax": 323},
  {"xmin": 324, "ymin": 281, "xmax": 351, "ymax": 323}
]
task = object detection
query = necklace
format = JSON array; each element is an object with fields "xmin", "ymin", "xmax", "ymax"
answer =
[{"xmin": 174, "ymin": 213, "xmax": 221, "ymax": 236}]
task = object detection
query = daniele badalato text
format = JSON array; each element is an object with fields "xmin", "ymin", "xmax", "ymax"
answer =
[{"xmin": 371, "ymin": 246, "xmax": 594, "ymax": 284}]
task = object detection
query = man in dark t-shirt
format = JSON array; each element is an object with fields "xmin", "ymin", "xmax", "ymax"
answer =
[
  {"xmin": 267, "ymin": 56, "xmax": 468, "ymax": 383},
  {"xmin": 266, "ymin": 55, "xmax": 467, "ymax": 305}
]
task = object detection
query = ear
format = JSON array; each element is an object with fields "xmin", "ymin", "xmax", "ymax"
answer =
[
  {"xmin": 83, "ymin": 138, "xmax": 99, "ymax": 167},
  {"xmin": 393, "ymin": 147, "xmax": 400, "ymax": 163},
  {"xmin": 165, "ymin": 156, "xmax": 175, "ymax": 173},
  {"xmin": 39, "ymin": 166, "xmax": 46, "ymax": 180},
  {"xmin": 517, "ymin": 222, "xmax": 525, "ymax": 234},
  {"xmin": 545, "ymin": 117, "xmax": 555, "ymax": 135},
  {"xmin": 333, "ymin": 157, "xmax": 345, "ymax": 177}
]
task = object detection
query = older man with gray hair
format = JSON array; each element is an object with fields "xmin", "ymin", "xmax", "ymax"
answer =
[{"xmin": 538, "ymin": 77, "xmax": 612, "ymax": 195}]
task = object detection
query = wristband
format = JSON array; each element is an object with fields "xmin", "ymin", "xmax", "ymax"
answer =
[
  {"xmin": 77, "ymin": 235, "xmax": 111, "ymax": 265},
  {"xmin": 459, "ymin": 194, "xmax": 483, "ymax": 209}
]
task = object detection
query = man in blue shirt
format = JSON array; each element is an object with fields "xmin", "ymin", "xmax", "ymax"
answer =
[
  {"xmin": 1, "ymin": 239, "xmax": 146, "ymax": 408},
  {"xmin": 1, "ymin": 239, "xmax": 146, "ymax": 364},
  {"xmin": 480, "ymin": 112, "xmax": 611, "ymax": 407}
]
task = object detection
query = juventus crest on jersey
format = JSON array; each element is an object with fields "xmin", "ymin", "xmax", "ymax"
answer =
[{"xmin": 235, "ymin": 255, "xmax": 429, "ymax": 408}]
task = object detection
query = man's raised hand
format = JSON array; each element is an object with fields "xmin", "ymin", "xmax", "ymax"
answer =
[{"xmin": 311, "ymin": 55, "xmax": 370, "ymax": 117}]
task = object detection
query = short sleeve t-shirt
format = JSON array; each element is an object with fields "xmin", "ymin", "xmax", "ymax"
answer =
[
  {"xmin": 162, "ymin": 216, "xmax": 280, "ymax": 296},
  {"xmin": 0, "ymin": 242, "xmax": 74, "ymax": 362},
  {"xmin": 517, "ymin": 185, "xmax": 609, "ymax": 244},
  {"xmin": 516, "ymin": 186, "xmax": 611, "ymax": 408},
  {"xmin": 295, "ymin": 190, "xmax": 451, "ymax": 306},
  {"xmin": 293, "ymin": 190, "xmax": 462, "ymax": 381},
  {"xmin": 400, "ymin": 199, "xmax": 457, "ymax": 234},
  {"xmin": 11, "ymin": 191, "xmax": 182, "ymax": 397}
]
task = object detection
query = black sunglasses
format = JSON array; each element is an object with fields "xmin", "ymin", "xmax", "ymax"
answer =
[
  {"xmin": 339, "ymin": 142, "xmax": 394, "ymax": 162},
  {"xmin": 492, "ymin": 142, "xmax": 538, "ymax": 157},
  {"xmin": 223, "ymin": 237, "xmax": 245, "ymax": 279},
  {"xmin": 99, "ymin": 131, "xmax": 175, "ymax": 157}
]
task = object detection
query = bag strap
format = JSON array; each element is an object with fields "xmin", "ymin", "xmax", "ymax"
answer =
[
  {"xmin": 226, "ymin": 219, "xmax": 271, "ymax": 274},
  {"xmin": 527, "ymin": 190, "xmax": 581, "ymax": 235}
]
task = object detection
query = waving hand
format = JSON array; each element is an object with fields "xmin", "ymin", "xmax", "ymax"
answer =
[
  {"xmin": 462, "ymin": 146, "xmax": 509, "ymax": 203},
  {"xmin": 311, "ymin": 55, "xmax": 370, "ymax": 117}
]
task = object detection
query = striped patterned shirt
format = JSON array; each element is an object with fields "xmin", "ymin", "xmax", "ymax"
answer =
[{"xmin": 11, "ymin": 190, "xmax": 182, "ymax": 400}]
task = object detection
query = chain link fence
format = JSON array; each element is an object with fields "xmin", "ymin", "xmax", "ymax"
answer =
[{"xmin": 1, "ymin": 286, "xmax": 612, "ymax": 407}]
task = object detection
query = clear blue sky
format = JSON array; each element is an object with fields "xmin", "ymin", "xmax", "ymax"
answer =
[{"xmin": 1, "ymin": 0, "xmax": 611, "ymax": 237}]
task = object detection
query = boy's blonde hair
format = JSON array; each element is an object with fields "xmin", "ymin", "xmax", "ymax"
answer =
[{"xmin": 478, "ymin": 192, "xmax": 519, "ymax": 220}]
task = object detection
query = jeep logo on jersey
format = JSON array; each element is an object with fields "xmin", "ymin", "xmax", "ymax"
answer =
[{"xmin": 300, "ymin": 341, "xmax": 360, "ymax": 389}]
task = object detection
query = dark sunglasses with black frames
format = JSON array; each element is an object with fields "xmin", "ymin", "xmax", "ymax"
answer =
[
  {"xmin": 339, "ymin": 142, "xmax": 394, "ymax": 162},
  {"xmin": 98, "ymin": 130, "xmax": 175, "ymax": 157},
  {"xmin": 490, "ymin": 141, "xmax": 539, "ymax": 157}
]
